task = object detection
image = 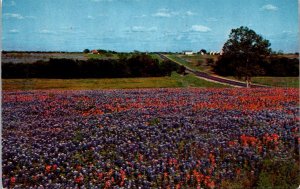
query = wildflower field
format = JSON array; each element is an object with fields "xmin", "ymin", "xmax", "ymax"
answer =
[{"xmin": 2, "ymin": 88, "xmax": 299, "ymax": 188}]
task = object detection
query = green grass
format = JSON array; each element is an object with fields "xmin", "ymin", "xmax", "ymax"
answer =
[
  {"xmin": 172, "ymin": 72, "xmax": 228, "ymax": 88},
  {"xmin": 226, "ymin": 76, "xmax": 299, "ymax": 87},
  {"xmin": 85, "ymin": 53, "xmax": 118, "ymax": 59},
  {"xmin": 165, "ymin": 54, "xmax": 213, "ymax": 72},
  {"xmin": 251, "ymin": 77, "xmax": 299, "ymax": 88},
  {"xmin": 166, "ymin": 54, "xmax": 196, "ymax": 69},
  {"xmin": 181, "ymin": 54, "xmax": 218, "ymax": 73},
  {"xmin": 2, "ymin": 72, "xmax": 227, "ymax": 91},
  {"xmin": 149, "ymin": 53, "xmax": 164, "ymax": 62}
]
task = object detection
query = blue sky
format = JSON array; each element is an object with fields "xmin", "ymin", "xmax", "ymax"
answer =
[{"xmin": 2, "ymin": 0, "xmax": 299, "ymax": 52}]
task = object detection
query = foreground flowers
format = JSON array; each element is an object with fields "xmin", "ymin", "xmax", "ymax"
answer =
[{"xmin": 2, "ymin": 88, "xmax": 299, "ymax": 188}]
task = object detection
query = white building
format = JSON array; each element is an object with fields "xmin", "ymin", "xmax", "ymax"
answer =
[{"xmin": 183, "ymin": 50, "xmax": 193, "ymax": 55}]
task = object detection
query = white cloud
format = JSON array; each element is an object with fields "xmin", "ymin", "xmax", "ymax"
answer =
[
  {"xmin": 38, "ymin": 29, "xmax": 56, "ymax": 34},
  {"xmin": 153, "ymin": 12, "xmax": 171, "ymax": 17},
  {"xmin": 130, "ymin": 26, "xmax": 158, "ymax": 32},
  {"xmin": 9, "ymin": 29, "xmax": 19, "ymax": 33},
  {"xmin": 146, "ymin": 27, "xmax": 158, "ymax": 32},
  {"xmin": 261, "ymin": 4, "xmax": 278, "ymax": 11},
  {"xmin": 191, "ymin": 25, "xmax": 211, "ymax": 32},
  {"xmin": 282, "ymin": 30, "xmax": 294, "ymax": 34},
  {"xmin": 131, "ymin": 26, "xmax": 145, "ymax": 32},
  {"xmin": 186, "ymin": 11, "xmax": 196, "ymax": 16},
  {"xmin": 25, "ymin": 16, "xmax": 36, "ymax": 19},
  {"xmin": 175, "ymin": 35, "xmax": 184, "ymax": 40},
  {"xmin": 134, "ymin": 14, "xmax": 147, "ymax": 18},
  {"xmin": 4, "ymin": 13, "xmax": 24, "ymax": 19},
  {"xmin": 87, "ymin": 15, "xmax": 95, "ymax": 20},
  {"xmin": 153, "ymin": 8, "xmax": 178, "ymax": 18}
]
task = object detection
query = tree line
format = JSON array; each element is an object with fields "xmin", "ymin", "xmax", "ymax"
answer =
[
  {"xmin": 214, "ymin": 55, "xmax": 299, "ymax": 77},
  {"xmin": 2, "ymin": 54, "xmax": 185, "ymax": 79}
]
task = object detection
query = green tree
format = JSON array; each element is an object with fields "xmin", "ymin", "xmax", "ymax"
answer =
[
  {"xmin": 199, "ymin": 49, "xmax": 207, "ymax": 54},
  {"xmin": 83, "ymin": 49, "xmax": 90, "ymax": 53},
  {"xmin": 217, "ymin": 26, "xmax": 271, "ymax": 87}
]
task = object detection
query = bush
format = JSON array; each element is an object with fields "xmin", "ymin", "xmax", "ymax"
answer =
[
  {"xmin": 159, "ymin": 60, "xmax": 179, "ymax": 76},
  {"xmin": 256, "ymin": 159, "xmax": 300, "ymax": 189},
  {"xmin": 206, "ymin": 58, "xmax": 215, "ymax": 66},
  {"xmin": 177, "ymin": 65, "xmax": 186, "ymax": 75}
]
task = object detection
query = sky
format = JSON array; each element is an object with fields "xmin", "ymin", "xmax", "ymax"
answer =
[{"xmin": 2, "ymin": 0, "xmax": 299, "ymax": 52}]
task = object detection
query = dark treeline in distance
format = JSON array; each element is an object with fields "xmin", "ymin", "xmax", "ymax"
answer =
[
  {"xmin": 2, "ymin": 54, "xmax": 185, "ymax": 79},
  {"xmin": 214, "ymin": 56, "xmax": 299, "ymax": 77}
]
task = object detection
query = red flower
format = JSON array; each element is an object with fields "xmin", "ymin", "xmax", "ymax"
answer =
[
  {"xmin": 75, "ymin": 176, "xmax": 84, "ymax": 183},
  {"xmin": 10, "ymin": 177, "xmax": 16, "ymax": 184}
]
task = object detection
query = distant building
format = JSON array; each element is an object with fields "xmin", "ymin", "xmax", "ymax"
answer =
[
  {"xmin": 209, "ymin": 51, "xmax": 220, "ymax": 55},
  {"xmin": 91, "ymin": 50, "xmax": 99, "ymax": 54},
  {"xmin": 220, "ymin": 50, "xmax": 224, "ymax": 55},
  {"xmin": 183, "ymin": 50, "xmax": 193, "ymax": 55}
]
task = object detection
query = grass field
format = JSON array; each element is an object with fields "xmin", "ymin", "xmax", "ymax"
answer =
[
  {"xmin": 149, "ymin": 53, "xmax": 164, "ymax": 62},
  {"xmin": 165, "ymin": 54, "xmax": 219, "ymax": 73},
  {"xmin": 172, "ymin": 72, "xmax": 227, "ymax": 88},
  {"xmin": 2, "ymin": 72, "xmax": 227, "ymax": 90},
  {"xmin": 165, "ymin": 55, "xmax": 195, "ymax": 69},
  {"xmin": 165, "ymin": 54, "xmax": 212, "ymax": 72},
  {"xmin": 226, "ymin": 76, "xmax": 299, "ymax": 87},
  {"xmin": 180, "ymin": 54, "xmax": 218, "ymax": 73},
  {"xmin": 85, "ymin": 53, "xmax": 119, "ymax": 59},
  {"xmin": 251, "ymin": 77, "xmax": 299, "ymax": 88},
  {"xmin": 1, "ymin": 52, "xmax": 87, "ymax": 63}
]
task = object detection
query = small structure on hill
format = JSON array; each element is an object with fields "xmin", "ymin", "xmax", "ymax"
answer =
[
  {"xmin": 209, "ymin": 51, "xmax": 220, "ymax": 55},
  {"xmin": 91, "ymin": 50, "xmax": 99, "ymax": 54},
  {"xmin": 182, "ymin": 50, "xmax": 193, "ymax": 55}
]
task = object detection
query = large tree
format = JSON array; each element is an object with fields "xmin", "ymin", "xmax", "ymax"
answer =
[{"xmin": 216, "ymin": 26, "xmax": 271, "ymax": 87}]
